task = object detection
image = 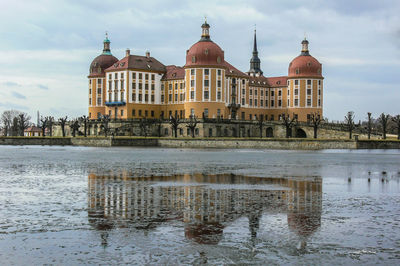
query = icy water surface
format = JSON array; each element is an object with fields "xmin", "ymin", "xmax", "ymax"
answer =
[{"xmin": 0, "ymin": 146, "xmax": 400, "ymax": 265}]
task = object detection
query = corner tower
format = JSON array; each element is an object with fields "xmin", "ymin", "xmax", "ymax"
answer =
[{"xmin": 248, "ymin": 29, "xmax": 263, "ymax": 77}]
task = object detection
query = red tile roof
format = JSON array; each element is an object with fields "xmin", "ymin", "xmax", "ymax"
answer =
[
  {"xmin": 224, "ymin": 61, "xmax": 248, "ymax": 77},
  {"xmin": 106, "ymin": 54, "xmax": 166, "ymax": 73},
  {"xmin": 249, "ymin": 75, "xmax": 288, "ymax": 87},
  {"xmin": 162, "ymin": 65, "xmax": 185, "ymax": 80}
]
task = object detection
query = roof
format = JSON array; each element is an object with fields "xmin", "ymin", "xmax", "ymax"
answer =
[
  {"xmin": 24, "ymin": 126, "xmax": 41, "ymax": 132},
  {"xmin": 224, "ymin": 61, "xmax": 247, "ymax": 77},
  {"xmin": 185, "ymin": 40, "xmax": 225, "ymax": 68},
  {"xmin": 106, "ymin": 54, "xmax": 166, "ymax": 73},
  {"xmin": 162, "ymin": 65, "xmax": 185, "ymax": 80},
  {"xmin": 288, "ymin": 55, "xmax": 322, "ymax": 78},
  {"xmin": 249, "ymin": 75, "xmax": 288, "ymax": 88}
]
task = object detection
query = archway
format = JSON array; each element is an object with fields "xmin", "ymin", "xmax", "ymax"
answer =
[
  {"xmin": 296, "ymin": 128, "xmax": 307, "ymax": 138},
  {"xmin": 266, "ymin": 127, "xmax": 274, "ymax": 138}
]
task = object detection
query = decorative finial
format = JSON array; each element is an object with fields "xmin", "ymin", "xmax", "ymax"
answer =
[
  {"xmin": 254, "ymin": 24, "xmax": 256, "ymax": 32},
  {"xmin": 105, "ymin": 31, "xmax": 108, "ymax": 40},
  {"xmin": 205, "ymin": 15, "xmax": 207, "ymax": 23},
  {"xmin": 304, "ymin": 31, "xmax": 307, "ymax": 40}
]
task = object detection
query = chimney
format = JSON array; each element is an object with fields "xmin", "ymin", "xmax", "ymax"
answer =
[
  {"xmin": 126, "ymin": 49, "xmax": 130, "ymax": 57},
  {"xmin": 146, "ymin": 51, "xmax": 150, "ymax": 58}
]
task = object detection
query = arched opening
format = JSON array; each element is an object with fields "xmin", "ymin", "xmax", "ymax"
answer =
[
  {"xmin": 232, "ymin": 127, "xmax": 237, "ymax": 137},
  {"xmin": 266, "ymin": 127, "xmax": 274, "ymax": 138},
  {"xmin": 296, "ymin": 128, "xmax": 307, "ymax": 138}
]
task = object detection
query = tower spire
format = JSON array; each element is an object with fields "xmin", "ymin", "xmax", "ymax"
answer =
[
  {"xmin": 103, "ymin": 32, "xmax": 112, "ymax": 55},
  {"xmin": 200, "ymin": 18, "xmax": 211, "ymax": 41},
  {"xmin": 248, "ymin": 27, "xmax": 263, "ymax": 77}
]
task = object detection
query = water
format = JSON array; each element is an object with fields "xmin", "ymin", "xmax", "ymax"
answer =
[{"xmin": 0, "ymin": 146, "xmax": 400, "ymax": 265}]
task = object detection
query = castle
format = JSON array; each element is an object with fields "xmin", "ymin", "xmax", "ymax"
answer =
[{"xmin": 88, "ymin": 20, "xmax": 323, "ymax": 122}]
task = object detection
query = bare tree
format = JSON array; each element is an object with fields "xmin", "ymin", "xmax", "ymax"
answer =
[
  {"xmin": 40, "ymin": 116, "xmax": 48, "ymax": 137},
  {"xmin": 155, "ymin": 118, "xmax": 163, "ymax": 137},
  {"xmin": 58, "ymin": 116, "xmax": 68, "ymax": 137},
  {"xmin": 308, "ymin": 112, "xmax": 322, "ymax": 139},
  {"xmin": 367, "ymin": 112, "xmax": 373, "ymax": 139},
  {"xmin": 281, "ymin": 113, "xmax": 297, "ymax": 138},
  {"xmin": 257, "ymin": 115, "xmax": 264, "ymax": 138},
  {"xmin": 17, "ymin": 112, "xmax": 31, "ymax": 136},
  {"xmin": 100, "ymin": 115, "xmax": 110, "ymax": 137},
  {"xmin": 186, "ymin": 115, "xmax": 198, "ymax": 138},
  {"xmin": 392, "ymin": 115, "xmax": 400, "ymax": 140},
  {"xmin": 1, "ymin": 110, "xmax": 20, "ymax": 136},
  {"xmin": 378, "ymin": 113, "xmax": 390, "ymax": 139},
  {"xmin": 169, "ymin": 114, "xmax": 181, "ymax": 138},
  {"xmin": 69, "ymin": 119, "xmax": 80, "ymax": 137},
  {"xmin": 46, "ymin": 116, "xmax": 54, "ymax": 136},
  {"xmin": 344, "ymin": 111, "xmax": 355, "ymax": 139},
  {"xmin": 79, "ymin": 115, "xmax": 89, "ymax": 137}
]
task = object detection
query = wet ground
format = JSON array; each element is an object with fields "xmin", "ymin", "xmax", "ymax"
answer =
[{"xmin": 0, "ymin": 146, "xmax": 400, "ymax": 265}]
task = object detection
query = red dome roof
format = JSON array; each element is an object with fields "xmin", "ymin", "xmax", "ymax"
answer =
[
  {"xmin": 185, "ymin": 41, "xmax": 225, "ymax": 67},
  {"xmin": 288, "ymin": 55, "xmax": 322, "ymax": 78},
  {"xmin": 89, "ymin": 54, "xmax": 119, "ymax": 78}
]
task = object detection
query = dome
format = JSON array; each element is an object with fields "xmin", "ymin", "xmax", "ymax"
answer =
[
  {"xmin": 185, "ymin": 41, "xmax": 224, "ymax": 67},
  {"xmin": 89, "ymin": 54, "xmax": 118, "ymax": 77},
  {"xmin": 185, "ymin": 20, "xmax": 225, "ymax": 68},
  {"xmin": 288, "ymin": 38, "xmax": 322, "ymax": 78}
]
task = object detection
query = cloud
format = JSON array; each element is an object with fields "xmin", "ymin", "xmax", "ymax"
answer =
[
  {"xmin": 11, "ymin": 91, "xmax": 27, "ymax": 100},
  {"xmin": 38, "ymin": 84, "xmax": 49, "ymax": 90},
  {"xmin": 2, "ymin": 81, "xmax": 21, "ymax": 87}
]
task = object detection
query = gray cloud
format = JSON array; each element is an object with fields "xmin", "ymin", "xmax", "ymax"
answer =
[
  {"xmin": 3, "ymin": 81, "xmax": 20, "ymax": 87},
  {"xmin": 38, "ymin": 84, "xmax": 49, "ymax": 90},
  {"xmin": 11, "ymin": 91, "xmax": 27, "ymax": 100}
]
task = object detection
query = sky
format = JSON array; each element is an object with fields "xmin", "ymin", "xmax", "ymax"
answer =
[{"xmin": 0, "ymin": 0, "xmax": 399, "ymax": 123}]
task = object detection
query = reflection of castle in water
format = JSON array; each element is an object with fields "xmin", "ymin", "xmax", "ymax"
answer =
[{"xmin": 88, "ymin": 173, "xmax": 322, "ymax": 245}]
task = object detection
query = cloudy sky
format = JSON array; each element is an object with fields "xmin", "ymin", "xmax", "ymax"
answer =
[{"xmin": 0, "ymin": 0, "xmax": 399, "ymax": 122}]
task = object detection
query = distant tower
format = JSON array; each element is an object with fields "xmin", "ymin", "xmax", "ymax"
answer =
[
  {"xmin": 248, "ymin": 28, "xmax": 263, "ymax": 77},
  {"xmin": 200, "ymin": 18, "xmax": 211, "ymax": 41},
  {"xmin": 102, "ymin": 32, "xmax": 112, "ymax": 55}
]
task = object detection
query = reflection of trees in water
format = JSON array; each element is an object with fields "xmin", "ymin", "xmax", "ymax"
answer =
[{"xmin": 88, "ymin": 173, "xmax": 322, "ymax": 246}]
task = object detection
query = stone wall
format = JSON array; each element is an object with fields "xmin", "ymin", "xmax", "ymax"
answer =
[
  {"xmin": 357, "ymin": 140, "xmax": 400, "ymax": 149},
  {"xmin": 0, "ymin": 137, "xmax": 71, "ymax": 146}
]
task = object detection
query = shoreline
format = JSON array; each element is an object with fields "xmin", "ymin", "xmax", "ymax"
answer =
[{"xmin": 1, "ymin": 136, "xmax": 399, "ymax": 150}]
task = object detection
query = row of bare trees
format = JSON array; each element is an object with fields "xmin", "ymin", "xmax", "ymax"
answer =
[
  {"xmin": 345, "ymin": 111, "xmax": 400, "ymax": 140},
  {"xmin": 0, "ymin": 110, "xmax": 31, "ymax": 136}
]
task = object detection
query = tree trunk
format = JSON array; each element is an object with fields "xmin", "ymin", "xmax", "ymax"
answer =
[{"xmin": 314, "ymin": 126, "xmax": 318, "ymax": 139}]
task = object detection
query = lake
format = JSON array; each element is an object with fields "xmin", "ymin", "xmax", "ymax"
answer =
[{"xmin": 0, "ymin": 146, "xmax": 400, "ymax": 265}]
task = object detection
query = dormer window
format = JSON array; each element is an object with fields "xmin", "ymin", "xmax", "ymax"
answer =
[
  {"xmin": 204, "ymin": 48, "xmax": 209, "ymax": 55},
  {"xmin": 217, "ymin": 56, "xmax": 221, "ymax": 63},
  {"xmin": 192, "ymin": 56, "xmax": 196, "ymax": 63},
  {"xmin": 296, "ymin": 68, "xmax": 300, "ymax": 74}
]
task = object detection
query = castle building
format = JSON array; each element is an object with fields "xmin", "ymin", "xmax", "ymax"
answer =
[{"xmin": 88, "ymin": 21, "xmax": 323, "ymax": 122}]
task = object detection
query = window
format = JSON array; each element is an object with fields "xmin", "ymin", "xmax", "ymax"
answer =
[
  {"xmin": 160, "ymin": 111, "xmax": 164, "ymax": 119},
  {"xmin": 295, "ymin": 80, "xmax": 298, "ymax": 85},
  {"xmin": 97, "ymin": 98, "xmax": 101, "ymax": 105},
  {"xmin": 108, "ymin": 81, "xmax": 112, "ymax": 90},
  {"xmin": 255, "ymin": 89, "xmax": 258, "ymax": 96},
  {"xmin": 97, "ymin": 78, "xmax": 102, "ymax": 84},
  {"xmin": 249, "ymin": 99, "xmax": 252, "ymax": 106},
  {"xmin": 89, "ymin": 98, "xmax": 91, "ymax": 105},
  {"xmin": 151, "ymin": 110, "xmax": 154, "ymax": 117},
  {"xmin": 307, "ymin": 89, "xmax": 311, "ymax": 95},
  {"xmin": 204, "ymin": 80, "xmax": 209, "ymax": 87},
  {"xmin": 204, "ymin": 90, "xmax": 209, "ymax": 100},
  {"xmin": 250, "ymin": 89, "xmax": 252, "ymax": 96},
  {"xmin": 295, "ymin": 89, "xmax": 299, "ymax": 96},
  {"xmin": 242, "ymin": 88, "xmax": 245, "ymax": 95},
  {"xmin": 132, "ymin": 83, "xmax": 136, "ymax": 90},
  {"xmin": 278, "ymin": 90, "xmax": 282, "ymax": 96},
  {"xmin": 260, "ymin": 100, "xmax": 263, "ymax": 107},
  {"xmin": 145, "ymin": 83, "xmax": 148, "ymax": 90},
  {"xmin": 278, "ymin": 99, "xmax": 282, "ymax": 106},
  {"xmin": 151, "ymin": 74, "xmax": 155, "ymax": 81},
  {"xmin": 249, "ymin": 114, "xmax": 252, "ymax": 120},
  {"xmin": 217, "ymin": 91, "xmax": 221, "ymax": 100},
  {"xmin": 208, "ymin": 128, "xmax": 212, "ymax": 137},
  {"xmin": 318, "ymin": 89, "xmax": 321, "ymax": 96},
  {"xmin": 294, "ymin": 99, "xmax": 298, "ymax": 106},
  {"xmin": 190, "ymin": 80, "xmax": 194, "ymax": 87},
  {"xmin": 180, "ymin": 83, "xmax": 183, "ymax": 90},
  {"xmin": 191, "ymin": 108, "xmax": 195, "ymax": 116},
  {"xmin": 287, "ymin": 99, "xmax": 290, "ymax": 106},
  {"xmin": 121, "ymin": 73, "xmax": 124, "ymax": 79},
  {"xmin": 265, "ymin": 100, "xmax": 268, "ymax": 107},
  {"xmin": 161, "ymin": 95, "xmax": 164, "ymax": 103},
  {"xmin": 254, "ymin": 99, "xmax": 258, "ymax": 107},
  {"xmin": 145, "ymin": 110, "xmax": 148, "ymax": 117},
  {"xmin": 114, "ymin": 91, "xmax": 118, "ymax": 101},
  {"xmin": 114, "ymin": 80, "xmax": 118, "ymax": 90},
  {"xmin": 120, "ymin": 91, "xmax": 124, "ymax": 101},
  {"xmin": 294, "ymin": 114, "xmax": 298, "ymax": 120},
  {"xmin": 145, "ymin": 74, "xmax": 148, "ymax": 80},
  {"xmin": 151, "ymin": 84, "xmax": 155, "ymax": 90},
  {"xmin": 261, "ymin": 90, "xmax": 263, "ymax": 96},
  {"xmin": 271, "ymin": 100, "xmax": 274, "ymax": 107},
  {"xmin": 139, "ymin": 73, "xmax": 142, "ymax": 79},
  {"xmin": 161, "ymin": 84, "xmax": 164, "ymax": 90},
  {"xmin": 175, "ymin": 93, "xmax": 178, "ymax": 101},
  {"xmin": 169, "ymin": 84, "xmax": 172, "ymax": 90},
  {"xmin": 132, "ymin": 109, "xmax": 136, "ymax": 116},
  {"xmin": 217, "ymin": 69, "xmax": 221, "ymax": 76},
  {"xmin": 175, "ymin": 83, "xmax": 178, "ymax": 90},
  {"xmin": 266, "ymin": 90, "xmax": 268, "ymax": 97},
  {"xmin": 318, "ymin": 99, "xmax": 321, "ymax": 106},
  {"xmin": 109, "ymin": 74, "xmax": 112, "ymax": 79},
  {"xmin": 121, "ymin": 109, "xmax": 123, "ymax": 116},
  {"xmin": 139, "ymin": 94, "xmax": 142, "ymax": 101},
  {"xmin": 204, "ymin": 69, "xmax": 209, "ymax": 75},
  {"xmin": 270, "ymin": 115, "xmax": 274, "ymax": 121},
  {"xmin": 120, "ymin": 80, "xmax": 124, "ymax": 90},
  {"xmin": 169, "ymin": 94, "xmax": 172, "ymax": 102},
  {"xmin": 190, "ymin": 91, "xmax": 194, "ymax": 99},
  {"xmin": 307, "ymin": 99, "xmax": 311, "ymax": 106},
  {"xmin": 109, "ymin": 110, "xmax": 112, "ymax": 116},
  {"xmin": 217, "ymin": 109, "xmax": 221, "ymax": 117},
  {"xmin": 217, "ymin": 80, "xmax": 221, "ymax": 87},
  {"xmin": 242, "ymin": 98, "xmax": 245, "ymax": 105},
  {"xmin": 180, "ymin": 93, "xmax": 184, "ymax": 101},
  {"xmin": 191, "ymin": 69, "xmax": 195, "ymax": 75},
  {"xmin": 138, "ymin": 83, "xmax": 142, "ymax": 90},
  {"xmin": 109, "ymin": 93, "xmax": 112, "ymax": 101},
  {"xmin": 204, "ymin": 108, "xmax": 209, "ymax": 118},
  {"xmin": 114, "ymin": 73, "xmax": 118, "ymax": 79},
  {"xmin": 242, "ymin": 79, "xmax": 245, "ymax": 85},
  {"xmin": 307, "ymin": 80, "xmax": 312, "ymax": 85},
  {"xmin": 151, "ymin": 95, "xmax": 154, "ymax": 102},
  {"xmin": 132, "ymin": 72, "xmax": 136, "ymax": 79},
  {"xmin": 318, "ymin": 80, "xmax": 321, "ymax": 86}
]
